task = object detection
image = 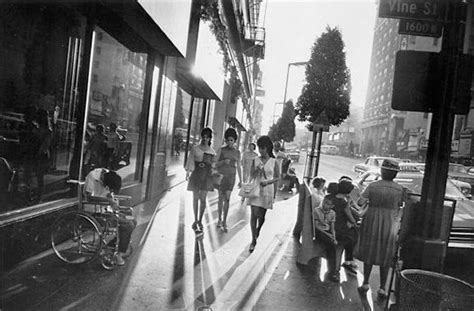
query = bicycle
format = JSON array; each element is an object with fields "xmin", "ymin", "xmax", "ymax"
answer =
[{"xmin": 50, "ymin": 179, "xmax": 132, "ymax": 270}]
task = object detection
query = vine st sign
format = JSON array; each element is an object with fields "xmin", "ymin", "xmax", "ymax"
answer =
[{"xmin": 379, "ymin": 0, "xmax": 447, "ymax": 21}]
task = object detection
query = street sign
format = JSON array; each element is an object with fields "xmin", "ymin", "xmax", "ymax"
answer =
[
  {"xmin": 399, "ymin": 19, "xmax": 443, "ymax": 37},
  {"xmin": 392, "ymin": 51, "xmax": 473, "ymax": 114},
  {"xmin": 379, "ymin": 0, "xmax": 447, "ymax": 21}
]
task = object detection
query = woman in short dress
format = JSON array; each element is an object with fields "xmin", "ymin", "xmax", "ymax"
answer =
[
  {"xmin": 186, "ymin": 127, "xmax": 216, "ymax": 236},
  {"xmin": 248, "ymin": 136, "xmax": 280, "ymax": 252},
  {"xmin": 356, "ymin": 159, "xmax": 405, "ymax": 301},
  {"xmin": 216, "ymin": 128, "xmax": 242, "ymax": 232}
]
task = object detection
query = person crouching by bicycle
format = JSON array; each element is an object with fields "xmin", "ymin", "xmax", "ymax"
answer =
[{"xmin": 84, "ymin": 168, "xmax": 136, "ymax": 266}]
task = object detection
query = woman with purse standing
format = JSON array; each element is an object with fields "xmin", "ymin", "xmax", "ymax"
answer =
[
  {"xmin": 215, "ymin": 128, "xmax": 242, "ymax": 232},
  {"xmin": 248, "ymin": 136, "xmax": 280, "ymax": 252},
  {"xmin": 186, "ymin": 127, "xmax": 217, "ymax": 237}
]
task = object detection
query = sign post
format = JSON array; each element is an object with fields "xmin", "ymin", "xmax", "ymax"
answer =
[{"xmin": 380, "ymin": 0, "xmax": 470, "ymax": 272}]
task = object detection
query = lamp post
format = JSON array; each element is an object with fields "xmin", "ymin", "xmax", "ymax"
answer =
[
  {"xmin": 273, "ymin": 61, "xmax": 307, "ymax": 124},
  {"xmin": 282, "ymin": 61, "xmax": 307, "ymax": 105}
]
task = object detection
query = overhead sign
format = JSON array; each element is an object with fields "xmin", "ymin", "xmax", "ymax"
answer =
[
  {"xmin": 379, "ymin": 0, "xmax": 447, "ymax": 21},
  {"xmin": 399, "ymin": 19, "xmax": 443, "ymax": 37},
  {"xmin": 391, "ymin": 51, "xmax": 473, "ymax": 114}
]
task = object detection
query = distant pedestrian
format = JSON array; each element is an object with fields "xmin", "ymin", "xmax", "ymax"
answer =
[
  {"xmin": 356, "ymin": 159, "xmax": 405, "ymax": 302},
  {"xmin": 215, "ymin": 128, "xmax": 242, "ymax": 232},
  {"xmin": 248, "ymin": 136, "xmax": 280, "ymax": 252},
  {"xmin": 186, "ymin": 127, "xmax": 217, "ymax": 237},
  {"xmin": 241, "ymin": 143, "xmax": 258, "ymax": 183}
]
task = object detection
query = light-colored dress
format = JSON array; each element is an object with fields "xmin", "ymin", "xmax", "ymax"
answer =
[
  {"xmin": 356, "ymin": 180, "xmax": 404, "ymax": 267},
  {"xmin": 248, "ymin": 157, "xmax": 277, "ymax": 209}
]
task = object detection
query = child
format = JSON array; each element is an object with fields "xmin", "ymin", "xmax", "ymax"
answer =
[{"xmin": 313, "ymin": 195, "xmax": 338, "ymax": 281}]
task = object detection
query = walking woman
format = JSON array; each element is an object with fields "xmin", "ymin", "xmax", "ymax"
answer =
[
  {"xmin": 186, "ymin": 127, "xmax": 216, "ymax": 236},
  {"xmin": 248, "ymin": 136, "xmax": 280, "ymax": 252},
  {"xmin": 356, "ymin": 159, "xmax": 405, "ymax": 301},
  {"xmin": 241, "ymin": 142, "xmax": 258, "ymax": 183},
  {"xmin": 216, "ymin": 128, "xmax": 242, "ymax": 232}
]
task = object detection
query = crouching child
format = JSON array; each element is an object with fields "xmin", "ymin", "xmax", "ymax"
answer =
[{"xmin": 313, "ymin": 195, "xmax": 338, "ymax": 281}]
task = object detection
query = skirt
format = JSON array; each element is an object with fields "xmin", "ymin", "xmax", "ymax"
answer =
[{"xmin": 217, "ymin": 173, "xmax": 236, "ymax": 191}]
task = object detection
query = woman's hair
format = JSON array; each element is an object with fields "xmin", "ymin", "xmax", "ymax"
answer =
[
  {"xmin": 381, "ymin": 169, "xmax": 397, "ymax": 181},
  {"xmin": 224, "ymin": 128, "xmax": 238, "ymax": 141},
  {"xmin": 200, "ymin": 127, "xmax": 213, "ymax": 146},
  {"xmin": 338, "ymin": 179, "xmax": 354, "ymax": 195},
  {"xmin": 256, "ymin": 135, "xmax": 274, "ymax": 158},
  {"xmin": 248, "ymin": 142, "xmax": 256, "ymax": 150},
  {"xmin": 326, "ymin": 182, "xmax": 339, "ymax": 195},
  {"xmin": 312, "ymin": 176, "xmax": 326, "ymax": 189},
  {"xmin": 103, "ymin": 170, "xmax": 122, "ymax": 194}
]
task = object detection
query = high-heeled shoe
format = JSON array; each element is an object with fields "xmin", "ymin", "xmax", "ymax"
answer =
[{"xmin": 249, "ymin": 241, "xmax": 256, "ymax": 252}]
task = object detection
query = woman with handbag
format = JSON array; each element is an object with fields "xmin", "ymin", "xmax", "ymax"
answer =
[
  {"xmin": 186, "ymin": 127, "xmax": 217, "ymax": 237},
  {"xmin": 247, "ymin": 136, "xmax": 280, "ymax": 252},
  {"xmin": 215, "ymin": 128, "xmax": 242, "ymax": 232}
]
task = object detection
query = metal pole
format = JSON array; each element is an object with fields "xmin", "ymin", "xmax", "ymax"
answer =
[
  {"xmin": 282, "ymin": 63, "xmax": 291, "ymax": 105},
  {"xmin": 314, "ymin": 127, "xmax": 323, "ymax": 177}
]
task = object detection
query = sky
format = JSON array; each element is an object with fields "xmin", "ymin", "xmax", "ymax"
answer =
[{"xmin": 260, "ymin": 0, "xmax": 378, "ymax": 132}]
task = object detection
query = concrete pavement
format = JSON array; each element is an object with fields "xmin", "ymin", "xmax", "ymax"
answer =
[{"xmin": 1, "ymin": 180, "xmax": 389, "ymax": 311}]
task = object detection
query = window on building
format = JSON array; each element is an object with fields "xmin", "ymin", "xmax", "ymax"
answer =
[
  {"xmin": 0, "ymin": 4, "xmax": 86, "ymax": 213},
  {"xmin": 84, "ymin": 26, "xmax": 148, "ymax": 185}
]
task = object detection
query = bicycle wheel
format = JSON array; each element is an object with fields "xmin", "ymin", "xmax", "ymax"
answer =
[{"xmin": 51, "ymin": 211, "xmax": 102, "ymax": 264}]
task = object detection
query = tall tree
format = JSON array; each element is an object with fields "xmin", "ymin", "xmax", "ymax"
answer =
[
  {"xmin": 295, "ymin": 26, "xmax": 351, "ymax": 129},
  {"xmin": 277, "ymin": 100, "xmax": 296, "ymax": 142},
  {"xmin": 267, "ymin": 100, "xmax": 296, "ymax": 143}
]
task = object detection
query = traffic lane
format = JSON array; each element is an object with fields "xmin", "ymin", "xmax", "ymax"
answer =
[{"xmin": 294, "ymin": 153, "xmax": 360, "ymax": 181}]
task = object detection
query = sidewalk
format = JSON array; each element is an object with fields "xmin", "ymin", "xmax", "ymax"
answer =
[{"xmin": 1, "ymin": 181, "xmax": 389, "ymax": 311}]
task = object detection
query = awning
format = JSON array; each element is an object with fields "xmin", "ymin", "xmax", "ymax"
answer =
[
  {"xmin": 228, "ymin": 116, "xmax": 247, "ymax": 132},
  {"xmin": 176, "ymin": 58, "xmax": 221, "ymax": 100},
  {"xmin": 72, "ymin": 0, "xmax": 184, "ymax": 56}
]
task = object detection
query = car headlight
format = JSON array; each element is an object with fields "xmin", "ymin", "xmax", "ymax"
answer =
[{"xmin": 462, "ymin": 188, "xmax": 471, "ymax": 196}]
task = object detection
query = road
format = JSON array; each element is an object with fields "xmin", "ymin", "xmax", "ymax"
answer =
[{"xmin": 293, "ymin": 152, "xmax": 360, "ymax": 182}]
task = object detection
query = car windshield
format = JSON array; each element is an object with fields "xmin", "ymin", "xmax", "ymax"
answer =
[
  {"xmin": 395, "ymin": 175, "xmax": 465, "ymax": 198},
  {"xmin": 449, "ymin": 164, "xmax": 468, "ymax": 174}
]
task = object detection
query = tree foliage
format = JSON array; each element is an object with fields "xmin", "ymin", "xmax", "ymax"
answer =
[
  {"xmin": 295, "ymin": 26, "xmax": 351, "ymax": 129},
  {"xmin": 267, "ymin": 100, "xmax": 296, "ymax": 143}
]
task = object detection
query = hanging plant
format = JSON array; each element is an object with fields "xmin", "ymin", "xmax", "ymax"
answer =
[{"xmin": 198, "ymin": 0, "xmax": 232, "ymax": 73}]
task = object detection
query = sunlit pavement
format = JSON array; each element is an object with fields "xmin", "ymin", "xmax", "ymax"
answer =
[
  {"xmin": 111, "ymin": 182, "xmax": 387, "ymax": 311},
  {"xmin": 0, "ymin": 179, "xmax": 388, "ymax": 311}
]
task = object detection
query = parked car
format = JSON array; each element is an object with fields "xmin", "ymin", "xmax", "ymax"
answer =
[
  {"xmin": 355, "ymin": 170, "xmax": 474, "ymax": 248},
  {"xmin": 399, "ymin": 162, "xmax": 473, "ymax": 198},
  {"xmin": 353, "ymin": 156, "xmax": 409, "ymax": 175},
  {"xmin": 285, "ymin": 147, "xmax": 300, "ymax": 163},
  {"xmin": 321, "ymin": 145, "xmax": 339, "ymax": 155}
]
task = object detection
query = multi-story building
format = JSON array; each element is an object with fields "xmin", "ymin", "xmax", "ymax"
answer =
[
  {"xmin": 362, "ymin": 3, "xmax": 474, "ymax": 163},
  {"xmin": 0, "ymin": 0, "xmax": 264, "ymax": 269}
]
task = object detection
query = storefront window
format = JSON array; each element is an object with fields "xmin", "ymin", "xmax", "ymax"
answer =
[
  {"xmin": 84, "ymin": 26, "xmax": 148, "ymax": 184},
  {"xmin": 0, "ymin": 4, "xmax": 86, "ymax": 212},
  {"xmin": 168, "ymin": 89, "xmax": 203, "ymax": 175}
]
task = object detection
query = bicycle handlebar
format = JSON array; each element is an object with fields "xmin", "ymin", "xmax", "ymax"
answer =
[{"xmin": 67, "ymin": 179, "xmax": 85, "ymax": 185}]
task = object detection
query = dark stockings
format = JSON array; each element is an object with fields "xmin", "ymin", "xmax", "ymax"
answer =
[
  {"xmin": 363, "ymin": 263, "xmax": 390, "ymax": 291},
  {"xmin": 250, "ymin": 205, "xmax": 267, "ymax": 245}
]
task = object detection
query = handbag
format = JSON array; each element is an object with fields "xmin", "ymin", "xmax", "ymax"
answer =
[
  {"xmin": 211, "ymin": 172, "xmax": 223, "ymax": 187},
  {"xmin": 238, "ymin": 180, "xmax": 260, "ymax": 198}
]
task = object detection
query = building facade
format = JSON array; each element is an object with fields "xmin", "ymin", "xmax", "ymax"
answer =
[{"xmin": 0, "ymin": 0, "xmax": 264, "ymax": 269}]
